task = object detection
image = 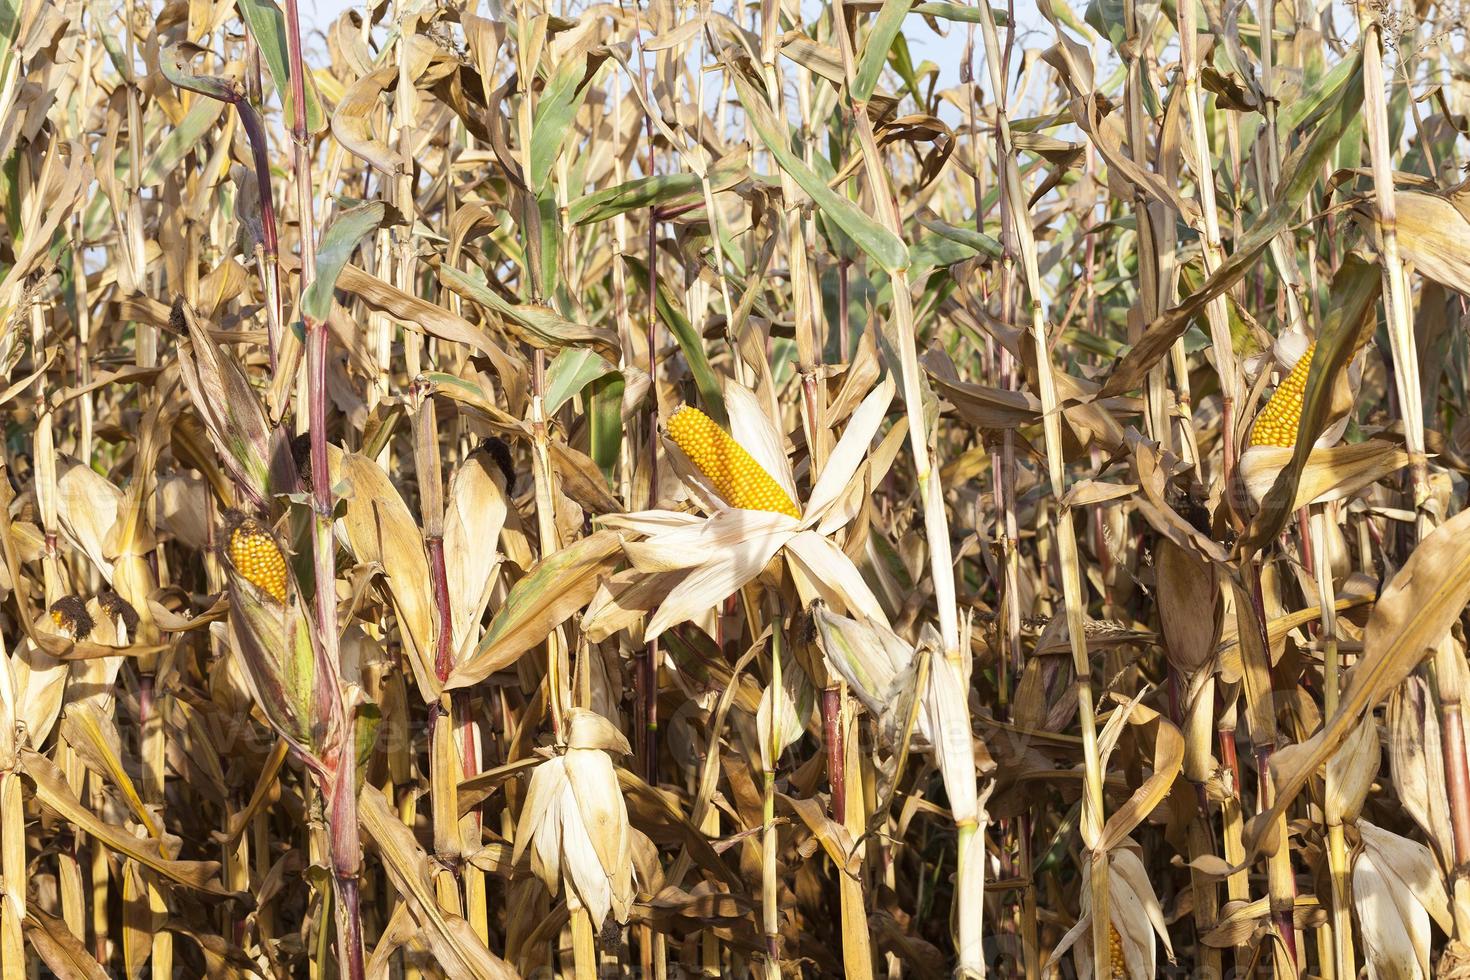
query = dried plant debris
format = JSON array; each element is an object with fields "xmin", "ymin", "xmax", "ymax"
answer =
[{"xmin": 0, "ymin": 0, "xmax": 1466, "ymax": 977}]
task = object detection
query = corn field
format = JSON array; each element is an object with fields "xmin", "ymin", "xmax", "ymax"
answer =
[{"xmin": 4, "ymin": 0, "xmax": 1470, "ymax": 975}]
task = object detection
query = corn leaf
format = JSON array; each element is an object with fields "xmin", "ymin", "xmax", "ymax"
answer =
[
  {"xmin": 1248, "ymin": 505, "xmax": 1470, "ymax": 857},
  {"xmin": 853, "ymin": 0, "xmax": 914, "ymax": 104},
  {"xmin": 447, "ymin": 530, "xmax": 623, "ymax": 689},
  {"xmin": 301, "ymin": 201, "xmax": 397, "ymax": 324},
  {"xmin": 22, "ymin": 749, "xmax": 232, "ymax": 895},
  {"xmin": 235, "ymin": 0, "xmax": 327, "ymax": 133},
  {"xmin": 731, "ymin": 69, "xmax": 909, "ymax": 274},
  {"xmin": 1238, "ymin": 252, "xmax": 1382, "ymax": 554},
  {"xmin": 1099, "ymin": 50, "xmax": 1364, "ymax": 398}
]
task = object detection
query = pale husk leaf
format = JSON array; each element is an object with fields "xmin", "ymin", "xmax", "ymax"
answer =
[
  {"xmin": 599, "ymin": 510, "xmax": 704, "ymax": 537},
  {"xmin": 56, "ymin": 463, "xmax": 122, "ymax": 581},
  {"xmin": 812, "ymin": 606, "xmax": 911, "ymax": 715},
  {"xmin": 564, "ymin": 746, "xmax": 633, "ymax": 925},
  {"xmin": 564, "ymin": 707, "xmax": 633, "ymax": 756},
  {"xmin": 784, "ymin": 530, "xmax": 889, "ymax": 626},
  {"xmin": 643, "ymin": 527, "xmax": 789, "ymax": 641},
  {"xmin": 723, "ymin": 382, "xmax": 799, "ymax": 505},
  {"xmin": 514, "ymin": 754, "xmax": 568, "ymax": 868},
  {"xmin": 10, "ymin": 638, "xmax": 68, "ymax": 750},
  {"xmin": 336, "ymin": 452, "xmax": 437, "ymax": 696},
  {"xmin": 1354, "ymin": 842, "xmax": 1432, "ymax": 980},
  {"xmin": 443, "ymin": 449, "xmax": 509, "ymax": 661},
  {"xmin": 623, "ymin": 507, "xmax": 795, "ymax": 573},
  {"xmin": 1326, "ymin": 714, "xmax": 1380, "ymax": 824},
  {"xmin": 924, "ymin": 653, "xmax": 977, "ymax": 823},
  {"xmin": 757, "ymin": 647, "xmax": 813, "ymax": 770},
  {"xmin": 557, "ymin": 778, "xmax": 615, "ymax": 925},
  {"xmin": 1359, "ymin": 820, "xmax": 1452, "ymax": 934},
  {"xmin": 801, "ymin": 374, "xmax": 893, "ymax": 525},
  {"xmin": 1239, "ymin": 441, "xmax": 1413, "ymax": 510}
]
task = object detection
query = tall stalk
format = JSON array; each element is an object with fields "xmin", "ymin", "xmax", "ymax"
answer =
[
  {"xmin": 762, "ymin": 620, "xmax": 783, "ymax": 978},
  {"xmin": 1361, "ymin": 13, "xmax": 1470, "ymax": 943},
  {"xmin": 282, "ymin": 2, "xmax": 363, "ymax": 975},
  {"xmin": 825, "ymin": 2, "xmax": 984, "ymax": 969},
  {"xmin": 972, "ymin": 5, "xmax": 1109, "ymax": 974},
  {"xmin": 1312, "ymin": 506, "xmax": 1353, "ymax": 977},
  {"xmin": 1177, "ymin": 0, "xmax": 1241, "ymax": 491},
  {"xmin": 414, "ymin": 390, "xmax": 465, "ymax": 918},
  {"xmin": 0, "ymin": 770, "xmax": 22, "ymax": 974}
]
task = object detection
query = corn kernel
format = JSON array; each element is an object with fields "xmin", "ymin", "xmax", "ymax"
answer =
[
  {"xmin": 1249, "ymin": 341, "xmax": 1316, "ymax": 448},
  {"xmin": 225, "ymin": 515, "xmax": 289, "ymax": 603},
  {"xmin": 1110, "ymin": 923, "xmax": 1127, "ymax": 978},
  {"xmin": 667, "ymin": 406, "xmax": 800, "ymax": 518}
]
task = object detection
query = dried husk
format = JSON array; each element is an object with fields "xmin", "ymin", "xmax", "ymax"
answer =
[
  {"xmin": 1354, "ymin": 820, "xmax": 1452, "ymax": 979},
  {"xmin": 514, "ymin": 709, "xmax": 633, "ymax": 929}
]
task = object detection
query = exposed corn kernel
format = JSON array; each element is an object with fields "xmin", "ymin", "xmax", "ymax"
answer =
[
  {"xmin": 226, "ymin": 516, "xmax": 288, "ymax": 602},
  {"xmin": 1110, "ymin": 923, "xmax": 1127, "ymax": 978},
  {"xmin": 49, "ymin": 596, "xmax": 94, "ymax": 640},
  {"xmin": 667, "ymin": 406, "xmax": 800, "ymax": 518},
  {"xmin": 1249, "ymin": 341, "xmax": 1317, "ymax": 448}
]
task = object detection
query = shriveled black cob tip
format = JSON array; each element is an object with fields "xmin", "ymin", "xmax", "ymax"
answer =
[
  {"xmin": 476, "ymin": 436, "xmax": 516, "ymax": 491},
  {"xmin": 96, "ymin": 590, "xmax": 140, "ymax": 634},
  {"xmin": 49, "ymin": 596, "xmax": 94, "ymax": 641},
  {"xmin": 795, "ymin": 601, "xmax": 822, "ymax": 648},
  {"xmin": 290, "ymin": 432, "xmax": 313, "ymax": 492},
  {"xmin": 167, "ymin": 296, "xmax": 187, "ymax": 336}
]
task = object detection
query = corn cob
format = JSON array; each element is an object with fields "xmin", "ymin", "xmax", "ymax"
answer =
[
  {"xmin": 667, "ymin": 405, "xmax": 800, "ymax": 518},
  {"xmin": 1109, "ymin": 923, "xmax": 1127, "ymax": 978},
  {"xmin": 96, "ymin": 590, "xmax": 140, "ymax": 633},
  {"xmin": 49, "ymin": 596, "xmax": 94, "ymax": 640},
  {"xmin": 1248, "ymin": 341, "xmax": 1317, "ymax": 448},
  {"xmin": 224, "ymin": 514, "xmax": 289, "ymax": 602}
]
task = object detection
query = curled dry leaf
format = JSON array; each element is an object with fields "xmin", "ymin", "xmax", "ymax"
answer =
[
  {"xmin": 514, "ymin": 708, "xmax": 633, "ymax": 929},
  {"xmin": 1251, "ymin": 505, "xmax": 1470, "ymax": 855},
  {"xmin": 1388, "ymin": 676, "xmax": 1457, "ymax": 870},
  {"xmin": 446, "ymin": 530, "xmax": 623, "ymax": 690},
  {"xmin": 1354, "ymin": 185, "xmax": 1470, "ymax": 293},
  {"xmin": 1354, "ymin": 820, "xmax": 1452, "ymax": 979},
  {"xmin": 19, "ymin": 1, "xmax": 1470, "ymax": 975},
  {"xmin": 334, "ymin": 451, "xmax": 439, "ymax": 696},
  {"xmin": 1155, "ymin": 538, "xmax": 1222, "ymax": 676}
]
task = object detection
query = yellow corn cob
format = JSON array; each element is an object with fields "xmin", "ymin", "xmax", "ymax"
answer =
[
  {"xmin": 227, "ymin": 517, "xmax": 288, "ymax": 602},
  {"xmin": 1109, "ymin": 923, "xmax": 1127, "ymax": 978},
  {"xmin": 667, "ymin": 405, "xmax": 800, "ymax": 518},
  {"xmin": 1249, "ymin": 341, "xmax": 1317, "ymax": 448}
]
